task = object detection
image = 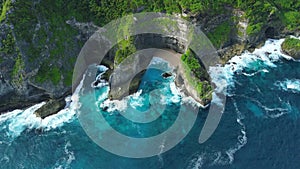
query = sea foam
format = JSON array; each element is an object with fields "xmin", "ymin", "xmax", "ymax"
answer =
[
  {"xmin": 275, "ymin": 79, "xmax": 300, "ymax": 93},
  {"xmin": 219, "ymin": 38, "xmax": 294, "ymax": 92},
  {"xmin": 0, "ymin": 72, "xmax": 86, "ymax": 139},
  {"xmin": 187, "ymin": 38, "xmax": 296, "ymax": 168}
]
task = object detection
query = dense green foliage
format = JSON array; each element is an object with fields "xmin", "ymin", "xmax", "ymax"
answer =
[
  {"xmin": 282, "ymin": 38, "xmax": 300, "ymax": 51},
  {"xmin": 0, "ymin": 30, "xmax": 15, "ymax": 54},
  {"xmin": 181, "ymin": 49, "xmax": 212, "ymax": 100},
  {"xmin": 11, "ymin": 53, "xmax": 24, "ymax": 86},
  {"xmin": 7, "ymin": 0, "xmax": 87, "ymax": 85},
  {"xmin": 0, "ymin": 0, "xmax": 10, "ymax": 22},
  {"xmin": 1, "ymin": 0, "xmax": 299, "ymax": 87},
  {"xmin": 114, "ymin": 15, "xmax": 137, "ymax": 65},
  {"xmin": 243, "ymin": 0, "xmax": 300, "ymax": 35},
  {"xmin": 35, "ymin": 62, "xmax": 61, "ymax": 85},
  {"xmin": 208, "ymin": 21, "xmax": 232, "ymax": 48}
]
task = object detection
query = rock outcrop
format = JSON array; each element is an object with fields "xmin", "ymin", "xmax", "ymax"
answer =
[
  {"xmin": 281, "ymin": 38, "xmax": 300, "ymax": 59},
  {"xmin": 1, "ymin": 2, "xmax": 299, "ymax": 117},
  {"xmin": 162, "ymin": 72, "xmax": 172, "ymax": 78},
  {"xmin": 34, "ymin": 98, "xmax": 66, "ymax": 119}
]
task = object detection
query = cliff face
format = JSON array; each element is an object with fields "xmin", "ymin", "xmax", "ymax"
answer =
[
  {"xmin": 0, "ymin": 19, "xmax": 97, "ymax": 113},
  {"xmin": 0, "ymin": 1, "xmax": 299, "ymax": 114}
]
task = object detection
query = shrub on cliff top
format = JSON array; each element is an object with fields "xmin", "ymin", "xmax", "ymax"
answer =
[{"xmin": 282, "ymin": 38, "xmax": 300, "ymax": 51}]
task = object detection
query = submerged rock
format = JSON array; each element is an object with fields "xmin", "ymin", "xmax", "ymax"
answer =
[
  {"xmin": 162, "ymin": 72, "xmax": 172, "ymax": 78},
  {"xmin": 34, "ymin": 98, "xmax": 66, "ymax": 119}
]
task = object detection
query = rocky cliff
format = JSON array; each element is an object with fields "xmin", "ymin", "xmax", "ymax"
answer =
[{"xmin": 0, "ymin": 0, "xmax": 299, "ymax": 116}]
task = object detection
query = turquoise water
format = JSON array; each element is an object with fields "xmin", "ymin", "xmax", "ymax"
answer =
[{"xmin": 0, "ymin": 39, "xmax": 300, "ymax": 168}]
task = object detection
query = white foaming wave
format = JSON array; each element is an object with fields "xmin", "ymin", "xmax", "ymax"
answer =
[
  {"xmin": 92, "ymin": 79, "xmax": 108, "ymax": 88},
  {"xmin": 187, "ymin": 38, "xmax": 298, "ymax": 168},
  {"xmin": 275, "ymin": 79, "xmax": 300, "ymax": 93},
  {"xmin": 0, "ymin": 74, "xmax": 85, "ymax": 138},
  {"xmin": 130, "ymin": 97, "xmax": 145, "ymax": 109},
  {"xmin": 100, "ymin": 98, "xmax": 128, "ymax": 113},
  {"xmin": 0, "ymin": 109, "xmax": 23, "ymax": 125},
  {"xmin": 53, "ymin": 141, "xmax": 75, "ymax": 169},
  {"xmin": 169, "ymin": 82, "xmax": 182, "ymax": 103},
  {"xmin": 253, "ymin": 38, "xmax": 293, "ymax": 60},
  {"xmin": 96, "ymin": 65, "xmax": 109, "ymax": 72},
  {"xmin": 170, "ymin": 82, "xmax": 181, "ymax": 96},
  {"xmin": 39, "ymin": 73, "xmax": 85, "ymax": 130},
  {"xmin": 242, "ymin": 68, "xmax": 269, "ymax": 77},
  {"xmin": 209, "ymin": 66, "xmax": 229, "ymax": 106},
  {"xmin": 219, "ymin": 38, "xmax": 295, "ymax": 91},
  {"xmin": 149, "ymin": 57, "xmax": 168, "ymax": 66},
  {"xmin": 187, "ymin": 99, "xmax": 247, "ymax": 168},
  {"xmin": 265, "ymin": 101, "xmax": 292, "ymax": 119},
  {"xmin": 6, "ymin": 102, "xmax": 46, "ymax": 138},
  {"xmin": 100, "ymin": 80, "xmax": 184, "ymax": 113},
  {"xmin": 211, "ymin": 93, "xmax": 224, "ymax": 106},
  {"xmin": 224, "ymin": 99, "xmax": 247, "ymax": 164},
  {"xmin": 181, "ymin": 96, "xmax": 208, "ymax": 109},
  {"xmin": 237, "ymin": 94, "xmax": 292, "ymax": 119},
  {"xmin": 187, "ymin": 153, "xmax": 205, "ymax": 169},
  {"xmin": 129, "ymin": 89, "xmax": 145, "ymax": 109},
  {"xmin": 132, "ymin": 89, "xmax": 143, "ymax": 98},
  {"xmin": 92, "ymin": 65, "xmax": 109, "ymax": 88},
  {"xmin": 96, "ymin": 87, "xmax": 109, "ymax": 103},
  {"xmin": 223, "ymin": 52, "xmax": 273, "ymax": 87}
]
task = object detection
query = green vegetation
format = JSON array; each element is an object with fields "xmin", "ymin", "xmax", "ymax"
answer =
[
  {"xmin": 181, "ymin": 49, "xmax": 212, "ymax": 100},
  {"xmin": 11, "ymin": 53, "xmax": 25, "ymax": 86},
  {"xmin": 283, "ymin": 11, "xmax": 300, "ymax": 31},
  {"xmin": 63, "ymin": 71, "xmax": 73, "ymax": 86},
  {"xmin": 208, "ymin": 21, "xmax": 232, "ymax": 48},
  {"xmin": 282, "ymin": 38, "xmax": 300, "ymax": 51},
  {"xmin": 281, "ymin": 38, "xmax": 300, "ymax": 59},
  {"xmin": 35, "ymin": 62, "xmax": 61, "ymax": 85},
  {"xmin": 115, "ymin": 40, "xmax": 136, "ymax": 65},
  {"xmin": 246, "ymin": 23, "xmax": 263, "ymax": 36},
  {"xmin": 114, "ymin": 15, "xmax": 136, "ymax": 65},
  {"xmin": 0, "ymin": 0, "xmax": 11, "ymax": 22},
  {"xmin": 0, "ymin": 30, "xmax": 15, "ymax": 54},
  {"xmin": 243, "ymin": 0, "xmax": 300, "ymax": 35},
  {"xmin": 7, "ymin": 0, "xmax": 85, "ymax": 85},
  {"xmin": 1, "ymin": 0, "xmax": 299, "ymax": 88}
]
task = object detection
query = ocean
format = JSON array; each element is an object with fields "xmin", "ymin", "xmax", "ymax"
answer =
[{"xmin": 0, "ymin": 38, "xmax": 299, "ymax": 169}]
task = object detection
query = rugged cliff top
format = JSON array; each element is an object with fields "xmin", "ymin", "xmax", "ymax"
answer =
[{"xmin": 0, "ymin": 0, "xmax": 299, "ymax": 115}]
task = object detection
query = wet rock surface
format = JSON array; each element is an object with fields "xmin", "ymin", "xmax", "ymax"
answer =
[{"xmin": 34, "ymin": 98, "xmax": 66, "ymax": 119}]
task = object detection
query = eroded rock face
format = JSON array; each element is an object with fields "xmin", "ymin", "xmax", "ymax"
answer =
[
  {"xmin": 34, "ymin": 98, "xmax": 66, "ymax": 119},
  {"xmin": 281, "ymin": 38, "xmax": 300, "ymax": 60},
  {"xmin": 282, "ymin": 46, "xmax": 300, "ymax": 59},
  {"xmin": 108, "ymin": 52, "xmax": 153, "ymax": 100},
  {"xmin": 1, "ymin": 5, "xmax": 299, "ymax": 116}
]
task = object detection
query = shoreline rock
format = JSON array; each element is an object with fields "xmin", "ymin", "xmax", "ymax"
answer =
[
  {"xmin": 281, "ymin": 38, "xmax": 300, "ymax": 59},
  {"xmin": 1, "ymin": 6, "xmax": 300, "ymax": 117},
  {"xmin": 34, "ymin": 98, "xmax": 66, "ymax": 119},
  {"xmin": 162, "ymin": 72, "xmax": 173, "ymax": 78}
]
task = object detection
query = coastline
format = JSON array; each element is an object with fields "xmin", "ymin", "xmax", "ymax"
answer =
[
  {"xmin": 0, "ymin": 37, "xmax": 299, "ymax": 138},
  {"xmin": 1, "ymin": 36, "xmax": 299, "ymax": 118}
]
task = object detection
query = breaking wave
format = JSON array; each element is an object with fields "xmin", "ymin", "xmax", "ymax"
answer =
[
  {"xmin": 188, "ymin": 38, "xmax": 298, "ymax": 168},
  {"xmin": 275, "ymin": 79, "xmax": 300, "ymax": 93},
  {"xmin": 0, "ymin": 73, "xmax": 85, "ymax": 139}
]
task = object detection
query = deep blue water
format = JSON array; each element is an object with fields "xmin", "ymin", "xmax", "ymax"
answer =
[{"xmin": 0, "ymin": 39, "xmax": 299, "ymax": 169}]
